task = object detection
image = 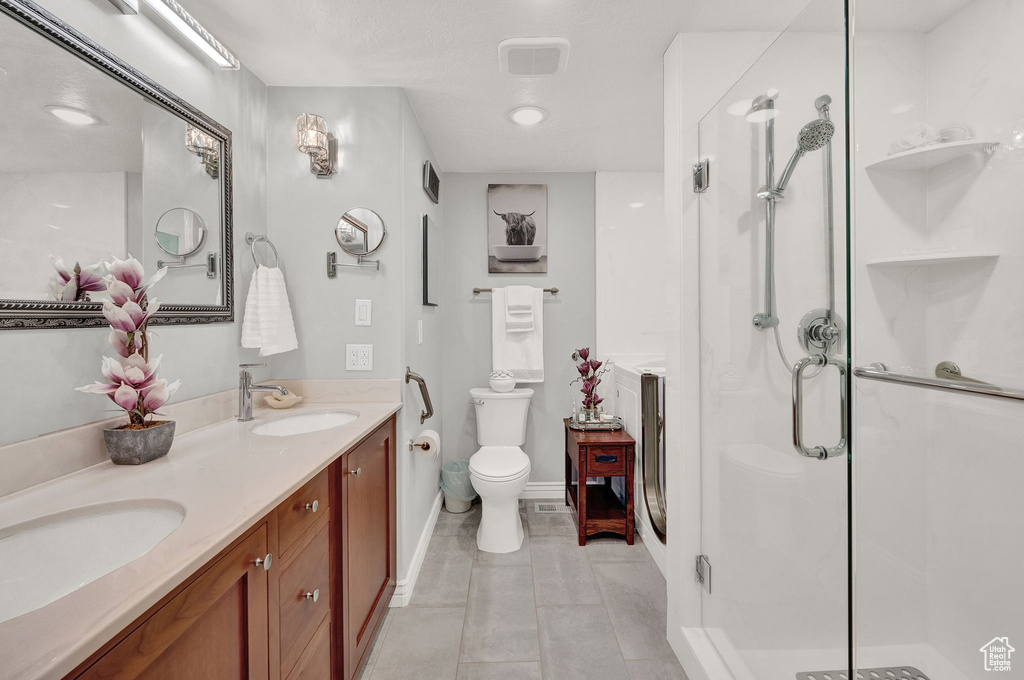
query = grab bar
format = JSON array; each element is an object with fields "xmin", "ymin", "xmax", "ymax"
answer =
[
  {"xmin": 405, "ymin": 366, "xmax": 434, "ymax": 424},
  {"xmin": 793, "ymin": 354, "xmax": 848, "ymax": 460},
  {"xmin": 853, "ymin": 362, "xmax": 1024, "ymax": 403}
]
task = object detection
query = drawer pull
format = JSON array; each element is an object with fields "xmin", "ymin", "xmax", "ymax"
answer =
[
  {"xmin": 304, "ymin": 500, "xmax": 319, "ymax": 513},
  {"xmin": 350, "ymin": 467, "xmax": 362, "ymax": 477},
  {"xmin": 304, "ymin": 588, "xmax": 320, "ymax": 603},
  {"xmin": 253, "ymin": 553, "xmax": 273, "ymax": 570},
  {"xmin": 595, "ymin": 455, "xmax": 618, "ymax": 463}
]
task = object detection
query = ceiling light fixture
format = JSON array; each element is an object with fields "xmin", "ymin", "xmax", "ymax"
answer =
[
  {"xmin": 509, "ymin": 106, "xmax": 547, "ymax": 126},
  {"xmin": 140, "ymin": 0, "xmax": 240, "ymax": 70},
  {"xmin": 46, "ymin": 106, "xmax": 99, "ymax": 126}
]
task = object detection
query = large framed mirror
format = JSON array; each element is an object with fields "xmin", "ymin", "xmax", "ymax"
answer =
[{"xmin": 0, "ymin": 0, "xmax": 234, "ymax": 328}]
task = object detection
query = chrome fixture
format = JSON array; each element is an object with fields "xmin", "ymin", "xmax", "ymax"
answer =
[
  {"xmin": 473, "ymin": 287, "xmax": 558, "ymax": 295},
  {"xmin": 409, "ymin": 439, "xmax": 433, "ymax": 453},
  {"xmin": 296, "ymin": 113, "xmax": 335, "ymax": 177},
  {"xmin": 405, "ymin": 366, "xmax": 434, "ymax": 424},
  {"xmin": 304, "ymin": 589, "xmax": 320, "ymax": 602},
  {"xmin": 792, "ymin": 354, "xmax": 848, "ymax": 459},
  {"xmin": 641, "ymin": 372, "xmax": 667, "ymax": 542},
  {"xmin": 752, "ymin": 91, "xmax": 780, "ymax": 330},
  {"xmin": 304, "ymin": 500, "xmax": 319, "ymax": 512},
  {"xmin": 853, "ymin": 362, "xmax": 1024, "ymax": 402},
  {"xmin": 350, "ymin": 467, "xmax": 362, "ymax": 477},
  {"xmin": 246, "ymin": 232, "xmax": 280, "ymax": 268},
  {"xmin": 185, "ymin": 124, "xmax": 219, "ymax": 178},
  {"xmin": 157, "ymin": 251, "xmax": 217, "ymax": 278},
  {"xmin": 692, "ymin": 158, "xmax": 710, "ymax": 193},
  {"xmin": 328, "ymin": 208, "xmax": 385, "ymax": 273},
  {"xmin": 238, "ymin": 363, "xmax": 289, "ymax": 422},
  {"xmin": 140, "ymin": 0, "xmax": 240, "ymax": 69},
  {"xmin": 253, "ymin": 553, "xmax": 272, "ymax": 570}
]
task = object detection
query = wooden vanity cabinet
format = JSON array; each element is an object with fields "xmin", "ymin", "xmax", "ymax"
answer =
[{"xmin": 67, "ymin": 415, "xmax": 397, "ymax": 680}]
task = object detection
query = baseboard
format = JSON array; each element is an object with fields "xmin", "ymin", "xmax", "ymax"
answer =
[
  {"xmin": 389, "ymin": 489, "xmax": 443, "ymax": 607},
  {"xmin": 520, "ymin": 481, "xmax": 565, "ymax": 499}
]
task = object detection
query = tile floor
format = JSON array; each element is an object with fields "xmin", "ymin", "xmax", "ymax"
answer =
[{"xmin": 357, "ymin": 500, "xmax": 689, "ymax": 680}]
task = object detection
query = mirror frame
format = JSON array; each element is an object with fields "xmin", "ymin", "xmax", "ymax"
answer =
[{"xmin": 0, "ymin": 0, "xmax": 234, "ymax": 329}]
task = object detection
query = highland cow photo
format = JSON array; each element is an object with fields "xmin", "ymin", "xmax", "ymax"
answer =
[{"xmin": 487, "ymin": 183, "xmax": 548, "ymax": 273}]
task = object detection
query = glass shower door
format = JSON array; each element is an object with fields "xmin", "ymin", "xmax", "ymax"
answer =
[{"xmin": 696, "ymin": 1, "xmax": 850, "ymax": 676}]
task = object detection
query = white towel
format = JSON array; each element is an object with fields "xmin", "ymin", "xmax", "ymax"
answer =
[
  {"xmin": 241, "ymin": 266, "xmax": 298, "ymax": 356},
  {"xmin": 492, "ymin": 287, "xmax": 544, "ymax": 383},
  {"xmin": 504, "ymin": 285, "xmax": 535, "ymax": 333}
]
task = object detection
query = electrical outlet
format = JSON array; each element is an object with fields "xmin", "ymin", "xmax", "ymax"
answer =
[
  {"xmin": 418, "ymin": 320, "xmax": 423, "ymax": 345},
  {"xmin": 346, "ymin": 344, "xmax": 372, "ymax": 371},
  {"xmin": 355, "ymin": 299, "xmax": 371, "ymax": 326}
]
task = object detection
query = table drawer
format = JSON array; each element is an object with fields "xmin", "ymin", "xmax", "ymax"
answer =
[
  {"xmin": 277, "ymin": 469, "xmax": 329, "ymax": 557},
  {"xmin": 586, "ymin": 446, "xmax": 627, "ymax": 475},
  {"xmin": 279, "ymin": 521, "xmax": 330, "ymax": 676}
]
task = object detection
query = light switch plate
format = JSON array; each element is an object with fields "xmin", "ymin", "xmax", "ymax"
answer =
[
  {"xmin": 355, "ymin": 299, "xmax": 371, "ymax": 326},
  {"xmin": 346, "ymin": 344, "xmax": 373, "ymax": 371},
  {"xmin": 417, "ymin": 320, "xmax": 423, "ymax": 345}
]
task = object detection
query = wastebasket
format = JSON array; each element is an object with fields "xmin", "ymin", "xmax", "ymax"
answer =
[{"xmin": 440, "ymin": 460, "xmax": 477, "ymax": 513}]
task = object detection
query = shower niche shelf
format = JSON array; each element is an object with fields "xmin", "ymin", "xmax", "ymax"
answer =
[
  {"xmin": 866, "ymin": 140, "xmax": 997, "ymax": 171},
  {"xmin": 866, "ymin": 251, "xmax": 999, "ymax": 267}
]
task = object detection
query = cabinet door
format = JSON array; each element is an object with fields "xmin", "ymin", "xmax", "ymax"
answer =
[
  {"xmin": 78, "ymin": 524, "xmax": 270, "ymax": 680},
  {"xmin": 338, "ymin": 418, "xmax": 396, "ymax": 680}
]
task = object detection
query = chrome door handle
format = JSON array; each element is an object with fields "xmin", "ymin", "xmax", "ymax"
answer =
[{"xmin": 792, "ymin": 354, "xmax": 847, "ymax": 460}]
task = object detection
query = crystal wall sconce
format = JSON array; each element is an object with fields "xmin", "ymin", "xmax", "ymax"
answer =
[
  {"xmin": 296, "ymin": 113, "xmax": 335, "ymax": 178},
  {"xmin": 185, "ymin": 124, "xmax": 219, "ymax": 178}
]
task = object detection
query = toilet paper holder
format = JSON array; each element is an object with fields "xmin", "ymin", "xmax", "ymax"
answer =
[{"xmin": 409, "ymin": 439, "xmax": 432, "ymax": 452}]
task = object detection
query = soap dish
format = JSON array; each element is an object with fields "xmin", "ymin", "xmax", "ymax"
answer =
[{"xmin": 265, "ymin": 393, "xmax": 303, "ymax": 409}]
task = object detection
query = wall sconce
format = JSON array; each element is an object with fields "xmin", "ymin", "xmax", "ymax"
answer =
[
  {"xmin": 296, "ymin": 113, "xmax": 335, "ymax": 178},
  {"xmin": 185, "ymin": 124, "xmax": 219, "ymax": 178}
]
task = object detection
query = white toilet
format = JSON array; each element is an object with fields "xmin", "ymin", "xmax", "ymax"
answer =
[{"xmin": 468, "ymin": 387, "xmax": 533, "ymax": 553}]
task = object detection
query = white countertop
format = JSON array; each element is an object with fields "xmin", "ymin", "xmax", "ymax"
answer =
[{"xmin": 0, "ymin": 400, "xmax": 401, "ymax": 680}]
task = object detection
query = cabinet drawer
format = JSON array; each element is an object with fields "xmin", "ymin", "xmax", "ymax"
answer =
[
  {"xmin": 277, "ymin": 469, "xmax": 329, "ymax": 557},
  {"xmin": 586, "ymin": 446, "xmax": 626, "ymax": 475},
  {"xmin": 286, "ymin": 617, "xmax": 331, "ymax": 680},
  {"xmin": 279, "ymin": 522, "xmax": 331, "ymax": 676}
]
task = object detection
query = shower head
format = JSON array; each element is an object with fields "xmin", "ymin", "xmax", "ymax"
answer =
[{"xmin": 776, "ymin": 118, "xmax": 836, "ymax": 192}]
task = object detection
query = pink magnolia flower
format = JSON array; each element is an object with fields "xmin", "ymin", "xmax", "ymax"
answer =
[
  {"xmin": 142, "ymin": 379, "xmax": 181, "ymax": 413},
  {"xmin": 589, "ymin": 360, "xmax": 603, "ymax": 371},
  {"xmin": 109, "ymin": 330, "xmax": 143, "ymax": 358},
  {"xmin": 106, "ymin": 278, "xmax": 139, "ymax": 305},
  {"xmin": 577, "ymin": 363, "xmax": 590, "ymax": 377},
  {"xmin": 105, "ymin": 255, "xmax": 145, "ymax": 289},
  {"xmin": 50, "ymin": 256, "xmax": 105, "ymax": 301},
  {"xmin": 102, "ymin": 299, "xmax": 159, "ymax": 333},
  {"xmin": 113, "ymin": 383, "xmax": 140, "ymax": 412},
  {"xmin": 578, "ymin": 347, "xmax": 590, "ymax": 361}
]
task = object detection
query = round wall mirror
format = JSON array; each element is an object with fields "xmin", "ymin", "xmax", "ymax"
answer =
[
  {"xmin": 336, "ymin": 208, "xmax": 386, "ymax": 256},
  {"xmin": 155, "ymin": 208, "xmax": 208, "ymax": 257}
]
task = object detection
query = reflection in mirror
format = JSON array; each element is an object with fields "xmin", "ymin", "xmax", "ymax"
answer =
[
  {"xmin": 155, "ymin": 208, "xmax": 208, "ymax": 257},
  {"xmin": 336, "ymin": 208, "xmax": 386, "ymax": 256},
  {"xmin": 0, "ymin": 0, "xmax": 232, "ymax": 327}
]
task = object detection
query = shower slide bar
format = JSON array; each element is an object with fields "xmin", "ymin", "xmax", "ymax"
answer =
[{"xmin": 853, "ymin": 362, "xmax": 1024, "ymax": 403}]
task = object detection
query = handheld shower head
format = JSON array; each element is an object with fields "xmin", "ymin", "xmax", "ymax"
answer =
[{"xmin": 776, "ymin": 118, "xmax": 835, "ymax": 192}]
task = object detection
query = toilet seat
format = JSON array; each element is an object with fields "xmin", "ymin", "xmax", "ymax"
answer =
[{"xmin": 469, "ymin": 446, "xmax": 530, "ymax": 481}]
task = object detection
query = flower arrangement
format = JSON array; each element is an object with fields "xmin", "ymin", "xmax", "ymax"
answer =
[
  {"xmin": 570, "ymin": 347, "xmax": 609, "ymax": 412},
  {"xmin": 77, "ymin": 256, "xmax": 180, "ymax": 429}
]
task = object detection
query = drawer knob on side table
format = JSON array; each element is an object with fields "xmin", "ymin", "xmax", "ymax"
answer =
[
  {"xmin": 304, "ymin": 500, "xmax": 319, "ymax": 512},
  {"xmin": 304, "ymin": 588, "xmax": 320, "ymax": 603},
  {"xmin": 254, "ymin": 553, "xmax": 273, "ymax": 570}
]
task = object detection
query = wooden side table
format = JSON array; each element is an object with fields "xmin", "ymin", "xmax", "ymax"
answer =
[{"xmin": 563, "ymin": 419, "xmax": 635, "ymax": 546}]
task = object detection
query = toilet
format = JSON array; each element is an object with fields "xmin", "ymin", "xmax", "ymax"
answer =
[{"xmin": 468, "ymin": 387, "xmax": 533, "ymax": 553}]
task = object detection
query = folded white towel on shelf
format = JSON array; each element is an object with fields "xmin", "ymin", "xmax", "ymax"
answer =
[
  {"xmin": 240, "ymin": 266, "xmax": 298, "ymax": 356},
  {"xmin": 504, "ymin": 285, "xmax": 536, "ymax": 332},
  {"xmin": 492, "ymin": 287, "xmax": 544, "ymax": 383}
]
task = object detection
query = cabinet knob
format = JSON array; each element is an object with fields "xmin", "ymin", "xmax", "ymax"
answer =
[
  {"xmin": 304, "ymin": 500, "xmax": 319, "ymax": 513},
  {"xmin": 304, "ymin": 588, "xmax": 320, "ymax": 603},
  {"xmin": 350, "ymin": 467, "xmax": 362, "ymax": 477},
  {"xmin": 253, "ymin": 553, "xmax": 273, "ymax": 571}
]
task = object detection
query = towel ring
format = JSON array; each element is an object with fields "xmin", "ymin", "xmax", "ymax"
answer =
[{"xmin": 245, "ymin": 232, "xmax": 280, "ymax": 268}]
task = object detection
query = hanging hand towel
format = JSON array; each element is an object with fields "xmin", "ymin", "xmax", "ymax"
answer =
[
  {"xmin": 241, "ymin": 266, "xmax": 298, "ymax": 356},
  {"xmin": 492, "ymin": 287, "xmax": 544, "ymax": 383},
  {"xmin": 504, "ymin": 285, "xmax": 535, "ymax": 333}
]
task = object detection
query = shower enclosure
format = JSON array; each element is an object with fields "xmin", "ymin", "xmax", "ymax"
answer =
[{"xmin": 671, "ymin": 0, "xmax": 1024, "ymax": 678}]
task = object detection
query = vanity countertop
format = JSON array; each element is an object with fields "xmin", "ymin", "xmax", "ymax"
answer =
[{"xmin": 0, "ymin": 399, "xmax": 402, "ymax": 680}]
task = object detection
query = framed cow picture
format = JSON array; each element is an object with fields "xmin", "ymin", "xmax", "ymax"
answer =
[{"xmin": 487, "ymin": 183, "xmax": 548, "ymax": 273}]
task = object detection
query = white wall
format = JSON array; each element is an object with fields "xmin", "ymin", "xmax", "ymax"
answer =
[
  {"xmin": 595, "ymin": 171, "xmax": 666, "ymax": 362},
  {"xmin": 0, "ymin": 0, "xmax": 268, "ymax": 448},
  {"xmin": 264, "ymin": 86, "xmax": 442, "ymax": 583},
  {"xmin": 440, "ymin": 172, "xmax": 596, "ymax": 486}
]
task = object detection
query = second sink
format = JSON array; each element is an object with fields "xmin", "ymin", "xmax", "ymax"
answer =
[{"xmin": 252, "ymin": 411, "xmax": 359, "ymax": 437}]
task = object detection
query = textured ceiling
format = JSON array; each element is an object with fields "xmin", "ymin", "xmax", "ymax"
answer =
[{"xmin": 185, "ymin": 0, "xmax": 974, "ymax": 173}]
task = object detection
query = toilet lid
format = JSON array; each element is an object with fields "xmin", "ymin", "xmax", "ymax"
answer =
[{"xmin": 470, "ymin": 446, "xmax": 530, "ymax": 480}]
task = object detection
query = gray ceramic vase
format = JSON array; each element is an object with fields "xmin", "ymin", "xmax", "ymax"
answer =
[{"xmin": 104, "ymin": 421, "xmax": 175, "ymax": 465}]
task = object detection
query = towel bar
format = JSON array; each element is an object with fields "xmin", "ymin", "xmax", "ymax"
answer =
[{"xmin": 473, "ymin": 287, "xmax": 558, "ymax": 295}]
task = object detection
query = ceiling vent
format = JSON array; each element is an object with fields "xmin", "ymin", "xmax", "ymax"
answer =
[{"xmin": 498, "ymin": 37, "xmax": 570, "ymax": 77}]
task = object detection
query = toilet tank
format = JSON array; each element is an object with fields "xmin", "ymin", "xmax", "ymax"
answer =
[{"xmin": 470, "ymin": 388, "xmax": 534, "ymax": 446}]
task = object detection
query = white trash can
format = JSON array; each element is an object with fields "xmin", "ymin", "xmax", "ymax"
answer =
[{"xmin": 440, "ymin": 461, "xmax": 476, "ymax": 514}]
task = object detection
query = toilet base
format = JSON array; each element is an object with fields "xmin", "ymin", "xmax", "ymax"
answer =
[{"xmin": 476, "ymin": 498, "xmax": 525, "ymax": 553}]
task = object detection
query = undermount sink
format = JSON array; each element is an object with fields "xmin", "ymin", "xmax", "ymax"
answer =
[
  {"xmin": 0, "ymin": 503, "xmax": 184, "ymax": 624},
  {"xmin": 252, "ymin": 410, "xmax": 359, "ymax": 437}
]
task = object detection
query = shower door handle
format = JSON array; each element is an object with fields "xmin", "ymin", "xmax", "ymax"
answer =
[{"xmin": 792, "ymin": 354, "xmax": 848, "ymax": 460}]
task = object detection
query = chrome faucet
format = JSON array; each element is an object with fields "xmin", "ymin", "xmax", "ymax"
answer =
[{"xmin": 238, "ymin": 363, "xmax": 288, "ymax": 422}]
